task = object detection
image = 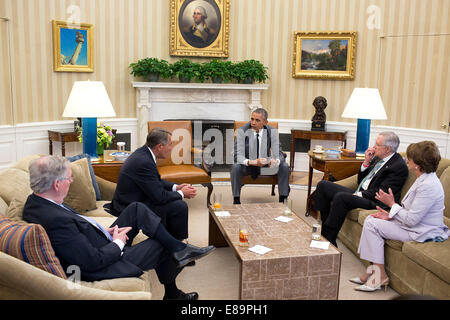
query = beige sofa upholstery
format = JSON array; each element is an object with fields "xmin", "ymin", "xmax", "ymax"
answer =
[
  {"xmin": 336, "ymin": 157, "xmax": 450, "ymax": 299},
  {"xmin": 0, "ymin": 155, "xmax": 151, "ymax": 300}
]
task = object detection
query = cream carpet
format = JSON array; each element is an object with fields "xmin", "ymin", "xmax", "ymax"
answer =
[{"xmin": 149, "ymin": 184, "xmax": 399, "ymax": 300}]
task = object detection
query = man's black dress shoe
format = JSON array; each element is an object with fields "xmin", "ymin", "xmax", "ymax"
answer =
[
  {"xmin": 163, "ymin": 290, "xmax": 199, "ymax": 300},
  {"xmin": 173, "ymin": 244, "xmax": 215, "ymax": 268}
]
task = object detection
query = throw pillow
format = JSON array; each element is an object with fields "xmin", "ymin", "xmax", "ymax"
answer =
[
  {"xmin": 5, "ymin": 197, "xmax": 25, "ymax": 222},
  {"xmin": 0, "ymin": 168, "xmax": 33, "ymax": 206},
  {"xmin": 0, "ymin": 197, "xmax": 7, "ymax": 216},
  {"xmin": 67, "ymin": 154, "xmax": 101, "ymax": 200},
  {"xmin": 64, "ymin": 158, "xmax": 97, "ymax": 213},
  {"xmin": 0, "ymin": 214, "xmax": 67, "ymax": 279}
]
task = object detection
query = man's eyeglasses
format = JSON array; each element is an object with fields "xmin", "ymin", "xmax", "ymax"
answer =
[{"xmin": 60, "ymin": 176, "xmax": 73, "ymax": 182}]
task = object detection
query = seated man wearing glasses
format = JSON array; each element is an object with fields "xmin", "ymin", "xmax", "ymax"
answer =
[{"xmin": 313, "ymin": 132, "xmax": 408, "ymax": 247}]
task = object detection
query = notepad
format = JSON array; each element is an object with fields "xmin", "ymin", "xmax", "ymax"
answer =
[
  {"xmin": 274, "ymin": 216, "xmax": 293, "ymax": 223},
  {"xmin": 249, "ymin": 245, "xmax": 273, "ymax": 255},
  {"xmin": 310, "ymin": 240, "xmax": 330, "ymax": 250},
  {"xmin": 214, "ymin": 211, "xmax": 231, "ymax": 217}
]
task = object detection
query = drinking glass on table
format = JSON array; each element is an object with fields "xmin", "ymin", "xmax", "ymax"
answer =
[{"xmin": 213, "ymin": 193, "xmax": 222, "ymax": 211}]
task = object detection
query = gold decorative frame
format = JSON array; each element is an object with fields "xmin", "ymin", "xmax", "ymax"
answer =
[
  {"xmin": 52, "ymin": 20, "xmax": 94, "ymax": 72},
  {"xmin": 293, "ymin": 31, "xmax": 357, "ymax": 80},
  {"xmin": 170, "ymin": 0, "xmax": 230, "ymax": 57}
]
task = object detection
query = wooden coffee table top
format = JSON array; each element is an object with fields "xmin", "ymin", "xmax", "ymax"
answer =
[{"xmin": 209, "ymin": 202, "xmax": 341, "ymax": 261}]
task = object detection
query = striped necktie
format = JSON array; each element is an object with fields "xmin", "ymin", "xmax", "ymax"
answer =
[{"xmin": 356, "ymin": 160, "xmax": 384, "ymax": 192}]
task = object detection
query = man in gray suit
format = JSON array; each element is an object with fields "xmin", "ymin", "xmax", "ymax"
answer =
[{"xmin": 231, "ymin": 108, "xmax": 290, "ymax": 204}]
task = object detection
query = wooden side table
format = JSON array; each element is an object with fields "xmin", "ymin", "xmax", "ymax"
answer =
[
  {"xmin": 305, "ymin": 150, "xmax": 364, "ymax": 217},
  {"xmin": 289, "ymin": 129, "xmax": 347, "ymax": 174},
  {"xmin": 91, "ymin": 151, "xmax": 125, "ymax": 183},
  {"xmin": 48, "ymin": 130, "xmax": 79, "ymax": 156}
]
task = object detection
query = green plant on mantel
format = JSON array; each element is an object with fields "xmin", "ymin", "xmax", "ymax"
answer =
[
  {"xmin": 231, "ymin": 59, "xmax": 269, "ymax": 84},
  {"xmin": 171, "ymin": 59, "xmax": 204, "ymax": 83},
  {"xmin": 129, "ymin": 57, "xmax": 172, "ymax": 81},
  {"xmin": 202, "ymin": 59, "xmax": 233, "ymax": 83}
]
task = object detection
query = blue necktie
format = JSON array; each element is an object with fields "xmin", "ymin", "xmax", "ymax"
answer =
[{"xmin": 60, "ymin": 204, "xmax": 113, "ymax": 241}]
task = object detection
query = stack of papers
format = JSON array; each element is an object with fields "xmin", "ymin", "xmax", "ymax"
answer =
[{"xmin": 248, "ymin": 245, "xmax": 272, "ymax": 255}]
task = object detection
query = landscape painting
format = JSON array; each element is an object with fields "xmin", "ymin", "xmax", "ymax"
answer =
[{"xmin": 293, "ymin": 31, "xmax": 357, "ymax": 80}]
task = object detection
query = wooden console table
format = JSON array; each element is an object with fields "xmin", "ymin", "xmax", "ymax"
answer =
[
  {"xmin": 306, "ymin": 150, "xmax": 364, "ymax": 217},
  {"xmin": 289, "ymin": 129, "xmax": 347, "ymax": 174},
  {"xmin": 91, "ymin": 151, "xmax": 125, "ymax": 183},
  {"xmin": 48, "ymin": 130, "xmax": 79, "ymax": 156}
]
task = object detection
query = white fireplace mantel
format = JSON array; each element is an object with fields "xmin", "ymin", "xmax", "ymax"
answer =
[{"xmin": 132, "ymin": 81, "xmax": 269, "ymax": 145}]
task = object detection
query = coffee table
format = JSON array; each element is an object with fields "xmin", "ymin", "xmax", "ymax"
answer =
[{"xmin": 208, "ymin": 203, "xmax": 342, "ymax": 300}]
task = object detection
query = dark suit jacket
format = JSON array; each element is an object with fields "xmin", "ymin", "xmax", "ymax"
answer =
[
  {"xmin": 111, "ymin": 145, "xmax": 182, "ymax": 216},
  {"xmin": 357, "ymin": 152, "xmax": 408, "ymax": 206},
  {"xmin": 233, "ymin": 122, "xmax": 286, "ymax": 164},
  {"xmin": 22, "ymin": 194, "xmax": 143, "ymax": 281}
]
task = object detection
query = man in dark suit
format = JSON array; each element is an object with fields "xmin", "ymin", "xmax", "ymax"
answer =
[
  {"xmin": 314, "ymin": 132, "xmax": 408, "ymax": 247},
  {"xmin": 231, "ymin": 108, "xmax": 290, "ymax": 204},
  {"xmin": 23, "ymin": 155, "xmax": 214, "ymax": 300},
  {"xmin": 111, "ymin": 129, "xmax": 197, "ymax": 241}
]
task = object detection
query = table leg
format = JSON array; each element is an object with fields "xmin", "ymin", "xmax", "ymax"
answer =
[
  {"xmin": 289, "ymin": 135, "xmax": 295, "ymax": 175},
  {"xmin": 305, "ymin": 158, "xmax": 313, "ymax": 216},
  {"xmin": 49, "ymin": 140, "xmax": 53, "ymax": 155},
  {"xmin": 61, "ymin": 141, "xmax": 66, "ymax": 157}
]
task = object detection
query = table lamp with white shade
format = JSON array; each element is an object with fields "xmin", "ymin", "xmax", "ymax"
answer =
[
  {"xmin": 341, "ymin": 88, "xmax": 387, "ymax": 156},
  {"xmin": 62, "ymin": 81, "xmax": 116, "ymax": 160}
]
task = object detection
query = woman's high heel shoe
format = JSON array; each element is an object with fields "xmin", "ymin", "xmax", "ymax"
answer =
[
  {"xmin": 354, "ymin": 277, "xmax": 390, "ymax": 292},
  {"xmin": 349, "ymin": 277, "xmax": 365, "ymax": 285}
]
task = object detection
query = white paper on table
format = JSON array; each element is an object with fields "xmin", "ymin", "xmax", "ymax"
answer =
[
  {"xmin": 248, "ymin": 245, "xmax": 273, "ymax": 255},
  {"xmin": 310, "ymin": 240, "xmax": 330, "ymax": 250},
  {"xmin": 214, "ymin": 211, "xmax": 231, "ymax": 217},
  {"xmin": 274, "ymin": 216, "xmax": 293, "ymax": 223}
]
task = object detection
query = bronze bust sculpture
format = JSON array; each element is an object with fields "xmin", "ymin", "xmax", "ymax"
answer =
[{"xmin": 311, "ymin": 96, "xmax": 327, "ymax": 131}]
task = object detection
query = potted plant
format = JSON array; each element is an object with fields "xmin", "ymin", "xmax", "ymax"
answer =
[
  {"xmin": 129, "ymin": 57, "xmax": 171, "ymax": 82},
  {"xmin": 231, "ymin": 59, "xmax": 269, "ymax": 84},
  {"xmin": 171, "ymin": 59, "xmax": 204, "ymax": 83},
  {"xmin": 78, "ymin": 122, "xmax": 114, "ymax": 155},
  {"xmin": 202, "ymin": 59, "xmax": 233, "ymax": 83}
]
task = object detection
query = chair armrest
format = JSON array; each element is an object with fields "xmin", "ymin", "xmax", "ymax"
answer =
[
  {"xmin": 334, "ymin": 174, "xmax": 358, "ymax": 191},
  {"xmin": 96, "ymin": 176, "xmax": 116, "ymax": 201}
]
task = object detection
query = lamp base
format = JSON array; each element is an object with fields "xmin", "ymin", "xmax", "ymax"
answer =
[
  {"xmin": 81, "ymin": 118, "xmax": 98, "ymax": 160},
  {"xmin": 355, "ymin": 119, "xmax": 371, "ymax": 155}
]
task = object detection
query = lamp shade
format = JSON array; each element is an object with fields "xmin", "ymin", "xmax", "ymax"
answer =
[
  {"xmin": 341, "ymin": 88, "xmax": 387, "ymax": 120},
  {"xmin": 62, "ymin": 81, "xmax": 116, "ymax": 118}
]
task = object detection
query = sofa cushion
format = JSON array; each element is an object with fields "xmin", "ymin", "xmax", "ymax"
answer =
[
  {"xmin": 0, "ymin": 214, "xmax": 67, "ymax": 279},
  {"xmin": 357, "ymin": 209, "xmax": 375, "ymax": 226},
  {"xmin": 347, "ymin": 209, "xmax": 360, "ymax": 222},
  {"xmin": 10, "ymin": 154, "xmax": 41, "ymax": 171},
  {"xmin": 5, "ymin": 197, "xmax": 25, "ymax": 222},
  {"xmin": 402, "ymin": 240, "xmax": 450, "ymax": 283},
  {"xmin": 399, "ymin": 169, "xmax": 417, "ymax": 202},
  {"xmin": 439, "ymin": 166, "xmax": 450, "ymax": 219},
  {"xmin": 65, "ymin": 158, "xmax": 97, "ymax": 213},
  {"xmin": 81, "ymin": 275, "xmax": 148, "ymax": 292},
  {"xmin": 82, "ymin": 201, "xmax": 116, "ymax": 218},
  {"xmin": 0, "ymin": 168, "xmax": 32, "ymax": 206},
  {"xmin": 436, "ymin": 158, "xmax": 450, "ymax": 179},
  {"xmin": 0, "ymin": 197, "xmax": 7, "ymax": 215},
  {"xmin": 67, "ymin": 154, "xmax": 101, "ymax": 201}
]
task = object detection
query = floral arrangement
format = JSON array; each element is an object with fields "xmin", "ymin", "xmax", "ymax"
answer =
[{"xmin": 78, "ymin": 122, "xmax": 114, "ymax": 147}]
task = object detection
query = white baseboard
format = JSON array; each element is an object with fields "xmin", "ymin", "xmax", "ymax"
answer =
[{"xmin": 1, "ymin": 119, "xmax": 448, "ymax": 171}]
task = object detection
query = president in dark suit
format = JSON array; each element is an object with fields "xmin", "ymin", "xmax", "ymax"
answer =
[
  {"xmin": 111, "ymin": 129, "xmax": 197, "ymax": 241},
  {"xmin": 231, "ymin": 108, "xmax": 290, "ymax": 204},
  {"xmin": 314, "ymin": 132, "xmax": 409, "ymax": 247},
  {"xmin": 23, "ymin": 155, "xmax": 214, "ymax": 300}
]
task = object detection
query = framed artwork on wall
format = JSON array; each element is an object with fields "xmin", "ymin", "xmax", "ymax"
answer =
[
  {"xmin": 292, "ymin": 31, "xmax": 357, "ymax": 80},
  {"xmin": 170, "ymin": 0, "xmax": 230, "ymax": 57},
  {"xmin": 52, "ymin": 20, "xmax": 94, "ymax": 72}
]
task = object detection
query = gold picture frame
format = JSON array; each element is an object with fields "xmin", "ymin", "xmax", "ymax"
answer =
[
  {"xmin": 293, "ymin": 31, "xmax": 357, "ymax": 80},
  {"xmin": 52, "ymin": 20, "xmax": 94, "ymax": 72},
  {"xmin": 170, "ymin": 0, "xmax": 230, "ymax": 57}
]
